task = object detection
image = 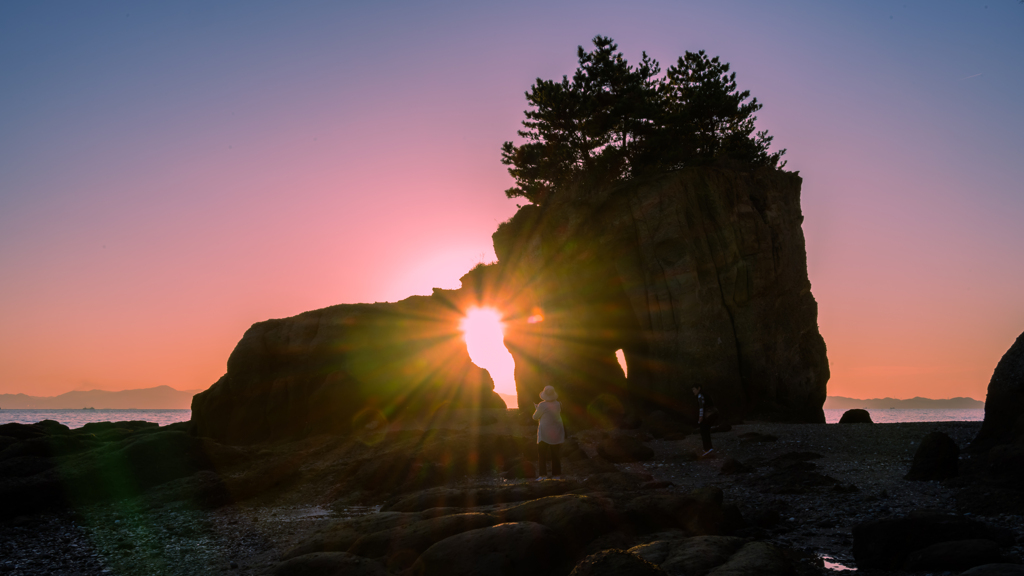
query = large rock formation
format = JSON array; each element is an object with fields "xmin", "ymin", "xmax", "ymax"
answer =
[
  {"xmin": 192, "ymin": 167, "xmax": 828, "ymax": 443},
  {"xmin": 191, "ymin": 296, "xmax": 505, "ymax": 444},
  {"xmin": 492, "ymin": 168, "xmax": 828, "ymax": 424},
  {"xmin": 972, "ymin": 330, "xmax": 1024, "ymax": 451}
]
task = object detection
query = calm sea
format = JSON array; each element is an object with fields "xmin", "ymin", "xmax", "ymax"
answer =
[
  {"xmin": 0, "ymin": 409, "xmax": 191, "ymax": 429},
  {"xmin": 824, "ymin": 408, "xmax": 984, "ymax": 424},
  {"xmin": 0, "ymin": 408, "xmax": 984, "ymax": 429}
]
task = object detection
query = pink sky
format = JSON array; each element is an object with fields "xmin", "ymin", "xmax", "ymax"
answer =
[{"xmin": 1, "ymin": 1, "xmax": 1022, "ymax": 401}]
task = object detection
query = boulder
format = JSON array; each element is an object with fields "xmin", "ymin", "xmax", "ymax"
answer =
[
  {"xmin": 569, "ymin": 550, "xmax": 667, "ymax": 576},
  {"xmin": 494, "ymin": 168, "xmax": 828, "ymax": 423},
  {"xmin": 852, "ymin": 513, "xmax": 1014, "ymax": 569},
  {"xmin": 271, "ymin": 552, "xmax": 390, "ymax": 576},
  {"xmin": 348, "ymin": 512, "xmax": 499, "ymax": 563},
  {"xmin": 410, "ymin": 521, "xmax": 565, "ymax": 576},
  {"xmin": 838, "ymin": 409, "xmax": 872, "ymax": 424},
  {"xmin": 904, "ymin": 539, "xmax": 1006, "ymax": 571},
  {"xmin": 499, "ymin": 494, "xmax": 617, "ymax": 546},
  {"xmin": 285, "ymin": 512, "xmax": 419, "ymax": 558},
  {"xmin": 632, "ymin": 535, "xmax": 747, "ymax": 575},
  {"xmin": 904, "ymin": 431, "xmax": 960, "ymax": 481},
  {"xmin": 973, "ymin": 330, "xmax": 1024, "ymax": 451},
  {"xmin": 705, "ymin": 541, "xmax": 793, "ymax": 576},
  {"xmin": 597, "ymin": 435, "xmax": 654, "ymax": 463},
  {"xmin": 643, "ymin": 412, "xmax": 690, "ymax": 440}
]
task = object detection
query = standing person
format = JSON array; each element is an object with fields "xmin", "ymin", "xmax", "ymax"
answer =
[
  {"xmin": 532, "ymin": 385, "xmax": 565, "ymax": 479},
  {"xmin": 693, "ymin": 384, "xmax": 716, "ymax": 457}
]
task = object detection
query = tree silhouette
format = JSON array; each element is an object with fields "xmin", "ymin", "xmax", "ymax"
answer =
[{"xmin": 502, "ymin": 37, "xmax": 786, "ymax": 204}]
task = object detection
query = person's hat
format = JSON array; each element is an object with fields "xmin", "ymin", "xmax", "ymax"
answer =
[{"xmin": 539, "ymin": 386, "xmax": 558, "ymax": 401}]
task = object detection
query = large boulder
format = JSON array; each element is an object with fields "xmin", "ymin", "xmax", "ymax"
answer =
[
  {"xmin": 904, "ymin": 539, "xmax": 1007, "ymax": 572},
  {"xmin": 973, "ymin": 330, "xmax": 1024, "ymax": 452},
  {"xmin": 348, "ymin": 512, "xmax": 499, "ymax": 565},
  {"xmin": 838, "ymin": 409, "xmax": 872, "ymax": 424},
  {"xmin": 569, "ymin": 550, "xmax": 667, "ymax": 576},
  {"xmin": 625, "ymin": 488, "xmax": 727, "ymax": 535},
  {"xmin": 904, "ymin": 431, "xmax": 959, "ymax": 481},
  {"xmin": 410, "ymin": 521, "xmax": 565, "ymax": 576},
  {"xmin": 190, "ymin": 294, "xmax": 506, "ymax": 444},
  {"xmin": 598, "ymin": 434, "xmax": 655, "ymax": 463},
  {"xmin": 494, "ymin": 168, "xmax": 828, "ymax": 423}
]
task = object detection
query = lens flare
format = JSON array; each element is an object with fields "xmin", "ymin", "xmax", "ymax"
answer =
[{"xmin": 460, "ymin": 307, "xmax": 516, "ymax": 396}]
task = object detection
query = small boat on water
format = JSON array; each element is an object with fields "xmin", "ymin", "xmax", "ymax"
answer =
[{"xmin": 83, "ymin": 407, "xmax": 95, "ymax": 410}]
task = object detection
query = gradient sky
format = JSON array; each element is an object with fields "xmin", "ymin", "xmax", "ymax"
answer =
[{"xmin": 2, "ymin": 1, "xmax": 1022, "ymax": 401}]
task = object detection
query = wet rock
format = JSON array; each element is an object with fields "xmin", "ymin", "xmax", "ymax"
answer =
[
  {"xmin": 705, "ymin": 541, "xmax": 793, "ymax": 576},
  {"xmin": 905, "ymin": 431, "xmax": 960, "ymax": 481},
  {"xmin": 962, "ymin": 565, "xmax": 1024, "ymax": 576},
  {"xmin": 904, "ymin": 539, "xmax": 1006, "ymax": 571},
  {"xmin": 852, "ymin": 513, "xmax": 1014, "ymax": 569},
  {"xmin": 569, "ymin": 549, "xmax": 667, "ymax": 575},
  {"xmin": 597, "ymin": 435, "xmax": 654, "ymax": 463},
  {"xmin": 272, "ymin": 552, "xmax": 390, "ymax": 576},
  {"xmin": 411, "ymin": 521, "xmax": 564, "ymax": 576},
  {"xmin": 839, "ymin": 409, "xmax": 872, "ymax": 424}
]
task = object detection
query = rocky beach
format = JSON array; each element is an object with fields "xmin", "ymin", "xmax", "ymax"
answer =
[{"xmin": 2, "ymin": 410, "xmax": 1022, "ymax": 576}]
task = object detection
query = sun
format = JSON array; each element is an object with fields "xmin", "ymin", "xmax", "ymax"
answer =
[{"xmin": 460, "ymin": 307, "xmax": 516, "ymax": 398}]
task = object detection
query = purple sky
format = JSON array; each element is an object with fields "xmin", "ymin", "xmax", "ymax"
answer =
[{"xmin": 1, "ymin": 1, "xmax": 1022, "ymax": 399}]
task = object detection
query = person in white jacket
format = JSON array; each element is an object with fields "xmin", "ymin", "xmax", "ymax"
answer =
[{"xmin": 532, "ymin": 385, "xmax": 565, "ymax": 479}]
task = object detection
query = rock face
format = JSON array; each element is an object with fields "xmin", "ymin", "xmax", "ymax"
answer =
[
  {"xmin": 973, "ymin": 330, "xmax": 1024, "ymax": 452},
  {"xmin": 492, "ymin": 168, "xmax": 828, "ymax": 424},
  {"xmin": 190, "ymin": 295, "xmax": 505, "ymax": 444}
]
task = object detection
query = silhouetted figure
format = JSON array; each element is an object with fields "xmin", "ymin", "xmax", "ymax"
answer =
[
  {"xmin": 533, "ymin": 386, "xmax": 565, "ymax": 478},
  {"xmin": 693, "ymin": 384, "xmax": 717, "ymax": 457}
]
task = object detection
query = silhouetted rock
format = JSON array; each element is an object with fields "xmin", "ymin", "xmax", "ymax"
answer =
[
  {"xmin": 499, "ymin": 494, "xmax": 617, "ymax": 547},
  {"xmin": 707, "ymin": 541, "xmax": 793, "ymax": 575},
  {"xmin": 272, "ymin": 552, "xmax": 390, "ymax": 576},
  {"xmin": 494, "ymin": 168, "xmax": 828, "ymax": 424},
  {"xmin": 905, "ymin": 431, "xmax": 960, "ymax": 481},
  {"xmin": 597, "ymin": 434, "xmax": 654, "ymax": 462},
  {"xmin": 904, "ymin": 539, "xmax": 1006, "ymax": 571},
  {"xmin": 569, "ymin": 550, "xmax": 667, "ymax": 576},
  {"xmin": 973, "ymin": 330, "xmax": 1024, "ymax": 452},
  {"xmin": 190, "ymin": 295, "xmax": 506, "ymax": 444},
  {"xmin": 852, "ymin": 512, "xmax": 1014, "ymax": 569},
  {"xmin": 411, "ymin": 521, "xmax": 564, "ymax": 576},
  {"xmin": 839, "ymin": 409, "xmax": 872, "ymax": 424}
]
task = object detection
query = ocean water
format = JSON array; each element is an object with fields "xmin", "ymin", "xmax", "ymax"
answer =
[
  {"xmin": 0, "ymin": 408, "xmax": 985, "ymax": 429},
  {"xmin": 0, "ymin": 409, "xmax": 191, "ymax": 429},
  {"xmin": 824, "ymin": 408, "xmax": 984, "ymax": 424}
]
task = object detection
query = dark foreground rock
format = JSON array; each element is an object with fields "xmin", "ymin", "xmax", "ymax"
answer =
[
  {"xmin": 597, "ymin": 434, "xmax": 655, "ymax": 463},
  {"xmin": 973, "ymin": 330, "xmax": 1024, "ymax": 452},
  {"xmin": 904, "ymin": 539, "xmax": 1008, "ymax": 571},
  {"xmin": 904, "ymin": 431, "xmax": 959, "ymax": 480},
  {"xmin": 569, "ymin": 549, "xmax": 667, "ymax": 576},
  {"xmin": 852, "ymin": 512, "xmax": 1015, "ymax": 569},
  {"xmin": 410, "ymin": 521, "xmax": 565, "ymax": 576}
]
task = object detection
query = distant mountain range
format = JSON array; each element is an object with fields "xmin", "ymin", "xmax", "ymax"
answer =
[
  {"xmin": 0, "ymin": 388, "xmax": 983, "ymax": 411},
  {"xmin": 823, "ymin": 396, "xmax": 983, "ymax": 410},
  {"xmin": 0, "ymin": 386, "xmax": 201, "ymax": 409}
]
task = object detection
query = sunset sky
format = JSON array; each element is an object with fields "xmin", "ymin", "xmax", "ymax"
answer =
[{"xmin": 2, "ymin": 1, "xmax": 1022, "ymax": 401}]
